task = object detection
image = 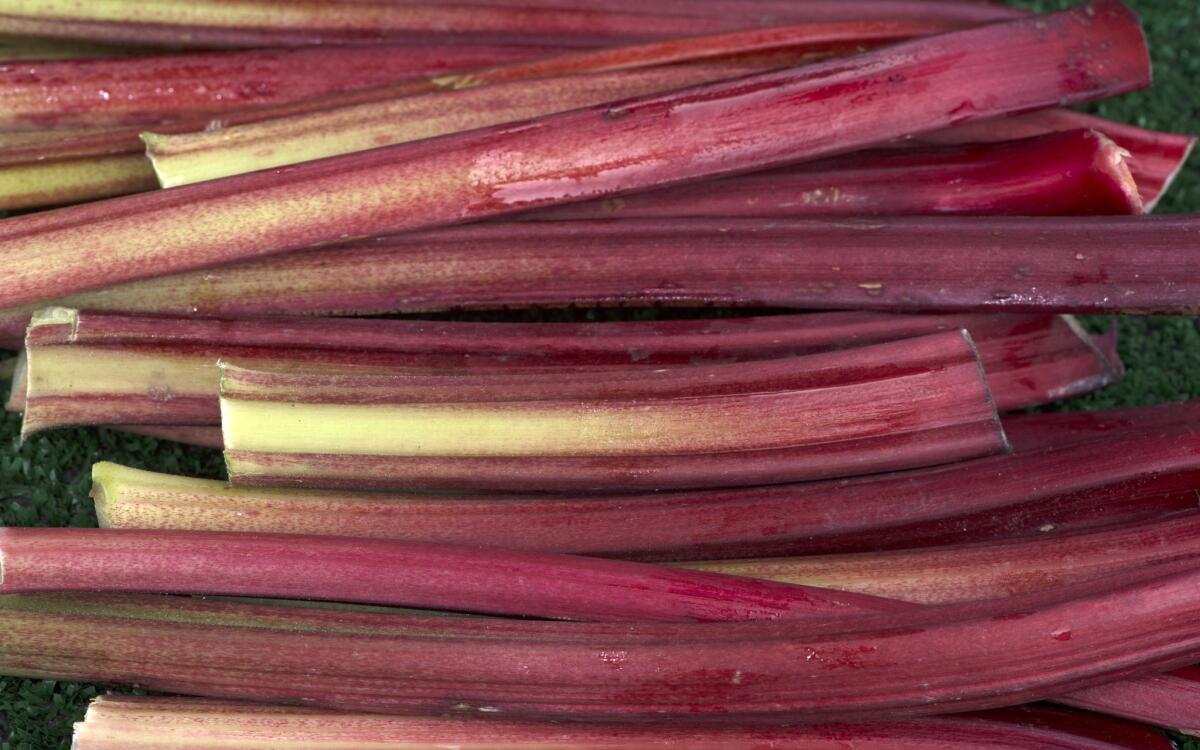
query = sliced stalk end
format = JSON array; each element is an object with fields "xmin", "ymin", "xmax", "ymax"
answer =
[
  {"xmin": 139, "ymin": 130, "xmax": 183, "ymax": 189},
  {"xmin": 1091, "ymin": 130, "xmax": 1145, "ymax": 214},
  {"xmin": 27, "ymin": 307, "xmax": 80, "ymax": 343},
  {"xmin": 4, "ymin": 350, "xmax": 27, "ymax": 414}
]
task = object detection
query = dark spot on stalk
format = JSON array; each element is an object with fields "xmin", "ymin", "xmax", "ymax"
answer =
[{"xmin": 605, "ymin": 107, "xmax": 630, "ymax": 120}]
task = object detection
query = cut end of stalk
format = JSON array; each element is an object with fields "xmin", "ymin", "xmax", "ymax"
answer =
[
  {"xmin": 139, "ymin": 131, "xmax": 179, "ymax": 189},
  {"xmin": 1091, "ymin": 131, "xmax": 1145, "ymax": 214},
  {"xmin": 27, "ymin": 307, "xmax": 80, "ymax": 344}
]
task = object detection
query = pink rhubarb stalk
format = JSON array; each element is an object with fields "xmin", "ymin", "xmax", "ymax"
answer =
[
  {"xmin": 218, "ymin": 331, "xmax": 1006, "ymax": 492},
  {"xmin": 15, "ymin": 308, "xmax": 1117, "ymax": 431},
  {"xmin": 132, "ymin": 215, "xmax": 1198, "ymax": 315},
  {"xmin": 0, "ymin": 45, "xmax": 560, "ymax": 130},
  {"xmin": 0, "ymin": 1, "xmax": 1150, "ymax": 309},
  {"xmin": 1003, "ymin": 400, "xmax": 1200, "ymax": 452},
  {"xmin": 0, "ymin": 527, "xmax": 905, "ymax": 622},
  {"xmin": 93, "ymin": 420, "xmax": 1200, "ymax": 560},
  {"xmin": 0, "ymin": 19, "xmax": 950, "ymax": 207},
  {"xmin": 528, "ymin": 129, "xmax": 1143, "ymax": 219},
  {"xmin": 0, "ymin": 1, "xmax": 1016, "ymax": 49},
  {"xmin": 70, "ymin": 695, "xmax": 1171, "ymax": 750},
  {"xmin": 1, "ymin": 565, "xmax": 1200, "ymax": 720},
  {"xmin": 928, "ymin": 109, "xmax": 1199, "ymax": 212},
  {"xmin": 1060, "ymin": 667, "xmax": 1200, "ymax": 737},
  {"xmin": 679, "ymin": 512, "xmax": 1200, "ymax": 605}
]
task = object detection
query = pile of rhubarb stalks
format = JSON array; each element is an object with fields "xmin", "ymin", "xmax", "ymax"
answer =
[{"xmin": 1, "ymin": 0, "xmax": 1200, "ymax": 747}]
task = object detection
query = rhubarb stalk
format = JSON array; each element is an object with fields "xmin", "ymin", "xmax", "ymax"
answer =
[
  {"xmin": 218, "ymin": 331, "xmax": 1006, "ymax": 491},
  {"xmin": 94, "ymin": 420, "xmax": 1200, "ymax": 559},
  {"xmin": 0, "ymin": 45, "xmax": 561, "ymax": 130},
  {"xmin": 15, "ymin": 308, "xmax": 1118, "ymax": 431},
  {"xmin": 525, "ymin": 130, "xmax": 1143, "ymax": 219},
  {"xmin": 0, "ymin": 1, "xmax": 1016, "ymax": 48},
  {"xmin": 0, "ymin": 2, "xmax": 1151, "ymax": 309},
  {"xmin": 78, "ymin": 215, "xmax": 1195, "ymax": 316},
  {"xmin": 677, "ymin": 512, "xmax": 1200, "ymax": 605},
  {"xmin": 1060, "ymin": 667, "xmax": 1200, "ymax": 737},
  {"xmin": 927, "ymin": 109, "xmax": 1199, "ymax": 212},
  {"xmin": 0, "ymin": 20, "xmax": 945, "ymax": 207},
  {"xmin": 0, "ymin": 564, "xmax": 1199, "ymax": 720},
  {"xmin": 0, "ymin": 527, "xmax": 906, "ymax": 622},
  {"xmin": 70, "ymin": 695, "xmax": 1174, "ymax": 750}
]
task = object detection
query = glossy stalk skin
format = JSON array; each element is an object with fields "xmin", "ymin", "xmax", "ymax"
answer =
[
  {"xmin": 138, "ymin": 19, "xmax": 966, "ymax": 188},
  {"xmin": 0, "ymin": 43, "xmax": 564, "ymax": 209},
  {"xmin": 129, "ymin": 215, "xmax": 1200, "ymax": 316},
  {"xmin": 528, "ymin": 129, "xmax": 1143, "ymax": 219},
  {"xmin": 1004, "ymin": 401, "xmax": 1200, "ymax": 452},
  {"xmin": 0, "ymin": 527, "xmax": 904, "ymax": 622},
  {"xmin": 16, "ymin": 308, "xmax": 1116, "ymax": 431},
  {"xmin": 145, "ymin": 64, "xmax": 782, "ymax": 188},
  {"xmin": 0, "ymin": 46, "xmax": 561, "ymax": 131},
  {"xmin": 70, "ymin": 695, "xmax": 1168, "ymax": 750},
  {"xmin": 0, "ymin": 2, "xmax": 1151, "ymax": 309},
  {"xmin": 220, "ymin": 331, "xmax": 1006, "ymax": 492},
  {"xmin": 927, "ymin": 109, "xmax": 1199, "ymax": 212},
  {"xmin": 0, "ymin": 1, "xmax": 1016, "ymax": 49},
  {"xmin": 678, "ymin": 513, "xmax": 1200, "ymax": 605},
  {"xmin": 0, "ymin": 21, "xmax": 946, "ymax": 208},
  {"xmin": 97, "ymin": 422, "xmax": 1200, "ymax": 560},
  {"xmin": 3, "ymin": 564, "xmax": 1200, "ymax": 721},
  {"xmin": 1060, "ymin": 667, "xmax": 1200, "ymax": 737}
]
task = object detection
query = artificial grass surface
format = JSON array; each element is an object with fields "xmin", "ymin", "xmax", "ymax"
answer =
[{"xmin": 0, "ymin": 0, "xmax": 1197, "ymax": 746}]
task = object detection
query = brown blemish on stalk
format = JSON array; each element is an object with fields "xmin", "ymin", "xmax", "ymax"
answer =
[
  {"xmin": 858, "ymin": 283, "xmax": 884, "ymax": 297},
  {"xmin": 604, "ymin": 107, "xmax": 630, "ymax": 120}
]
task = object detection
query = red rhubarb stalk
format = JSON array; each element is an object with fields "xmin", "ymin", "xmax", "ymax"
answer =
[
  {"xmin": 0, "ymin": 45, "xmax": 562, "ymax": 130},
  {"xmin": 0, "ymin": 1, "xmax": 1016, "ymax": 49},
  {"xmin": 93, "ymin": 420, "xmax": 1200, "ymax": 559},
  {"xmin": 17, "ymin": 308, "xmax": 1116, "ymax": 431},
  {"xmin": 165, "ymin": 215, "xmax": 1197, "ymax": 315},
  {"xmin": 218, "ymin": 331, "xmax": 1006, "ymax": 492},
  {"xmin": 1, "ymin": 564, "xmax": 1200, "ymax": 720},
  {"xmin": 1002, "ymin": 400, "xmax": 1200, "ymax": 452},
  {"xmin": 1060, "ymin": 667, "xmax": 1200, "ymax": 736},
  {"xmin": 0, "ymin": 21, "xmax": 948, "ymax": 208},
  {"xmin": 679, "ymin": 512, "xmax": 1200, "ymax": 605},
  {"xmin": 528, "ymin": 129, "xmax": 1143, "ymax": 219},
  {"xmin": 0, "ymin": 1, "xmax": 1150, "ymax": 309},
  {"xmin": 70, "ymin": 695, "xmax": 1169, "ymax": 750},
  {"xmin": 0, "ymin": 527, "xmax": 906, "ymax": 622},
  {"xmin": 927, "ymin": 109, "xmax": 1199, "ymax": 211}
]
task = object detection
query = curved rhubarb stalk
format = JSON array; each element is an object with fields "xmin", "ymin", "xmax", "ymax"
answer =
[
  {"xmin": 527, "ymin": 130, "xmax": 1142, "ymax": 219},
  {"xmin": 70, "ymin": 695, "xmax": 1167, "ymax": 750},
  {"xmin": 124, "ymin": 215, "xmax": 1195, "ymax": 316},
  {"xmin": 219, "ymin": 331, "xmax": 1005, "ymax": 491},
  {"xmin": 94, "ymin": 421, "xmax": 1200, "ymax": 559},
  {"xmin": 0, "ymin": 527, "xmax": 905, "ymax": 622},
  {"xmin": 1, "ymin": 564, "xmax": 1200, "ymax": 720},
  {"xmin": 1060, "ymin": 667, "xmax": 1200, "ymax": 737},
  {"xmin": 0, "ymin": 1, "xmax": 1016, "ymax": 48},
  {"xmin": 677, "ymin": 512, "xmax": 1200, "ymax": 605},
  {"xmin": 927, "ymin": 109, "xmax": 1199, "ymax": 212},
  {"xmin": 0, "ymin": 2, "xmax": 1150, "ymax": 309},
  {"xmin": 0, "ymin": 46, "xmax": 560, "ymax": 130},
  {"xmin": 16, "ymin": 308, "xmax": 1116, "ymax": 431}
]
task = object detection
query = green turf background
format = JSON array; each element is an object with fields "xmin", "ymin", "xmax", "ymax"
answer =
[{"xmin": 0, "ymin": 0, "xmax": 1197, "ymax": 745}]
